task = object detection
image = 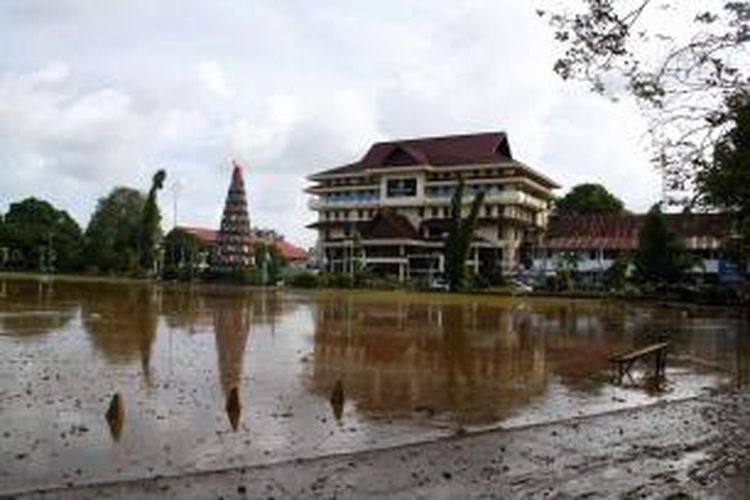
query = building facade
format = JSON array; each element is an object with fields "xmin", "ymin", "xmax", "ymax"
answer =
[
  {"xmin": 306, "ymin": 132, "xmax": 559, "ymax": 281},
  {"xmin": 532, "ymin": 213, "xmax": 742, "ymax": 284}
]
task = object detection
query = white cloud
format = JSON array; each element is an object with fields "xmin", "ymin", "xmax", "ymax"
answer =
[
  {"xmin": 197, "ymin": 61, "xmax": 234, "ymax": 100},
  {"xmin": 0, "ymin": 0, "xmax": 665, "ymax": 247}
]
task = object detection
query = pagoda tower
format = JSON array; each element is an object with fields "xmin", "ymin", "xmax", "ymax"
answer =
[{"xmin": 215, "ymin": 161, "xmax": 254, "ymax": 268}]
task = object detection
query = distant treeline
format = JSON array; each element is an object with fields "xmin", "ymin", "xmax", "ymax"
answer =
[{"xmin": 0, "ymin": 170, "xmax": 166, "ymax": 276}]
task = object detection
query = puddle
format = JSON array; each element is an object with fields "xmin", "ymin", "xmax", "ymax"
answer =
[{"xmin": 0, "ymin": 276, "xmax": 748, "ymax": 494}]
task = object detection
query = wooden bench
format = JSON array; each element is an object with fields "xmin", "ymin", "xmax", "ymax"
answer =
[{"xmin": 609, "ymin": 342, "xmax": 669, "ymax": 382}]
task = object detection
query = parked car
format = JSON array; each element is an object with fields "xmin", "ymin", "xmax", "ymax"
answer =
[
  {"xmin": 429, "ymin": 279, "xmax": 450, "ymax": 291},
  {"xmin": 509, "ymin": 279, "xmax": 533, "ymax": 293}
]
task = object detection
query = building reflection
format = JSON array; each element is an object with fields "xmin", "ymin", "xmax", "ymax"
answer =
[
  {"xmin": 306, "ymin": 297, "xmax": 750, "ymax": 424},
  {"xmin": 306, "ymin": 297, "xmax": 549, "ymax": 424},
  {"xmin": 208, "ymin": 290, "xmax": 253, "ymax": 430}
]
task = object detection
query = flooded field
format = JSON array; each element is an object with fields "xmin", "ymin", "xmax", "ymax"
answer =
[{"xmin": 1, "ymin": 275, "xmax": 748, "ymax": 495}]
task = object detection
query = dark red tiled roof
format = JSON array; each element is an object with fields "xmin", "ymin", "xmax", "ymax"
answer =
[
  {"xmin": 543, "ymin": 213, "xmax": 730, "ymax": 250},
  {"xmin": 179, "ymin": 225, "xmax": 307, "ymax": 261},
  {"xmin": 361, "ymin": 210, "xmax": 419, "ymax": 240},
  {"xmin": 312, "ymin": 132, "xmax": 512, "ymax": 177},
  {"xmin": 306, "ymin": 212, "xmax": 419, "ymax": 240},
  {"xmin": 274, "ymin": 239, "xmax": 308, "ymax": 262},
  {"xmin": 180, "ymin": 226, "xmax": 219, "ymax": 244}
]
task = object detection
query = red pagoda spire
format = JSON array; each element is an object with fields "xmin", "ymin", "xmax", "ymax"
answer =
[{"xmin": 215, "ymin": 160, "xmax": 254, "ymax": 268}]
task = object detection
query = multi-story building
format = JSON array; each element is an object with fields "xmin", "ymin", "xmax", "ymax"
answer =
[{"xmin": 306, "ymin": 132, "xmax": 560, "ymax": 281}]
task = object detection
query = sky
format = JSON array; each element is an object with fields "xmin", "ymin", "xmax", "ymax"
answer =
[{"xmin": 0, "ymin": 0, "xmax": 663, "ymax": 248}]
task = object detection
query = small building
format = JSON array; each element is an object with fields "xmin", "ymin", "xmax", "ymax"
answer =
[
  {"xmin": 532, "ymin": 213, "xmax": 737, "ymax": 284},
  {"xmin": 177, "ymin": 226, "xmax": 307, "ymax": 268},
  {"xmin": 305, "ymin": 131, "xmax": 560, "ymax": 281}
]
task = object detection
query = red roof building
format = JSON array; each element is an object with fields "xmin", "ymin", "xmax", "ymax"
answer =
[
  {"xmin": 306, "ymin": 131, "xmax": 560, "ymax": 280},
  {"xmin": 534, "ymin": 213, "xmax": 733, "ymax": 278}
]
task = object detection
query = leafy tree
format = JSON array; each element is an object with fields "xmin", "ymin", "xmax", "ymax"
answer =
[
  {"xmin": 605, "ymin": 253, "xmax": 630, "ymax": 291},
  {"xmin": 85, "ymin": 188, "xmax": 146, "ymax": 273},
  {"xmin": 0, "ymin": 197, "xmax": 84, "ymax": 271},
  {"xmin": 443, "ymin": 178, "xmax": 486, "ymax": 292},
  {"xmin": 634, "ymin": 204, "xmax": 691, "ymax": 283},
  {"xmin": 554, "ymin": 251, "xmax": 580, "ymax": 291},
  {"xmin": 253, "ymin": 241, "xmax": 286, "ymax": 285},
  {"xmin": 552, "ymin": 183, "xmax": 626, "ymax": 220},
  {"xmin": 163, "ymin": 228, "xmax": 201, "ymax": 277},
  {"xmin": 541, "ymin": 1, "xmax": 750, "ymax": 204},
  {"xmin": 696, "ymin": 90, "xmax": 750, "ymax": 269},
  {"xmin": 140, "ymin": 170, "xmax": 167, "ymax": 274}
]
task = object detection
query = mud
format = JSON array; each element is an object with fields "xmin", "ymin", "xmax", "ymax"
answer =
[
  {"xmin": 12, "ymin": 391, "xmax": 750, "ymax": 499},
  {"xmin": 1, "ymin": 274, "xmax": 749, "ymax": 498}
]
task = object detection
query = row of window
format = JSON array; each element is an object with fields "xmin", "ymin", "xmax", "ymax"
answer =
[
  {"xmin": 323, "ymin": 190, "xmax": 380, "ymax": 203},
  {"xmin": 425, "ymin": 184, "xmax": 505, "ymax": 198},
  {"xmin": 321, "ymin": 204, "xmax": 531, "ymax": 222},
  {"xmin": 426, "ymin": 168, "xmax": 515, "ymax": 181}
]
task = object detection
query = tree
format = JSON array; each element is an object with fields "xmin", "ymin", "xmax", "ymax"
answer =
[
  {"xmin": 163, "ymin": 228, "xmax": 201, "ymax": 278},
  {"xmin": 85, "ymin": 188, "xmax": 146, "ymax": 273},
  {"xmin": 140, "ymin": 169, "xmax": 167, "ymax": 274},
  {"xmin": 253, "ymin": 241, "xmax": 286, "ymax": 285},
  {"xmin": 696, "ymin": 90, "xmax": 750, "ymax": 268},
  {"xmin": 552, "ymin": 183, "xmax": 626, "ymax": 220},
  {"xmin": 605, "ymin": 253, "xmax": 630, "ymax": 291},
  {"xmin": 443, "ymin": 178, "xmax": 486, "ymax": 292},
  {"xmin": 634, "ymin": 204, "xmax": 690, "ymax": 283},
  {"xmin": 541, "ymin": 1, "xmax": 750, "ymax": 204},
  {"xmin": 0, "ymin": 197, "xmax": 84, "ymax": 271}
]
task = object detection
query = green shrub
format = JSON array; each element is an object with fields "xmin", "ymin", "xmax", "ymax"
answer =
[{"xmin": 289, "ymin": 272, "xmax": 320, "ymax": 288}]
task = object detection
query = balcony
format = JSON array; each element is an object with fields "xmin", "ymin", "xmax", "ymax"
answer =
[
  {"xmin": 425, "ymin": 188, "xmax": 547, "ymax": 210},
  {"xmin": 308, "ymin": 193, "xmax": 380, "ymax": 210}
]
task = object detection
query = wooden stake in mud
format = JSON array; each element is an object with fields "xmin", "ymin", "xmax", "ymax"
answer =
[
  {"xmin": 226, "ymin": 386, "xmax": 242, "ymax": 431},
  {"xmin": 330, "ymin": 380, "xmax": 345, "ymax": 421},
  {"xmin": 105, "ymin": 392, "xmax": 125, "ymax": 441}
]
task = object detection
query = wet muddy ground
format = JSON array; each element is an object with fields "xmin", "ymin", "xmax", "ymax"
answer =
[
  {"xmin": 13, "ymin": 390, "xmax": 750, "ymax": 499},
  {"xmin": 1, "ymin": 275, "xmax": 748, "ymax": 497}
]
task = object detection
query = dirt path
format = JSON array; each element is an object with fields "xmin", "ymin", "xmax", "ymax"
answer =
[{"xmin": 9, "ymin": 391, "xmax": 750, "ymax": 500}]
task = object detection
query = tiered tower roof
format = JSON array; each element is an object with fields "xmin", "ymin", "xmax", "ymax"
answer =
[{"xmin": 215, "ymin": 161, "xmax": 254, "ymax": 268}]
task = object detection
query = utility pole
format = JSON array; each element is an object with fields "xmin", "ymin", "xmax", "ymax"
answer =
[{"xmin": 172, "ymin": 179, "xmax": 181, "ymax": 230}]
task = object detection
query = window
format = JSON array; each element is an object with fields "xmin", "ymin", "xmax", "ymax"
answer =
[
  {"xmin": 386, "ymin": 178, "xmax": 417, "ymax": 197},
  {"xmin": 485, "ymin": 205, "xmax": 492, "ymax": 217},
  {"xmin": 431, "ymin": 208, "xmax": 438, "ymax": 217}
]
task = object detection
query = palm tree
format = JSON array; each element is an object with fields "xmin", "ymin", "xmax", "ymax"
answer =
[{"xmin": 443, "ymin": 178, "xmax": 485, "ymax": 291}]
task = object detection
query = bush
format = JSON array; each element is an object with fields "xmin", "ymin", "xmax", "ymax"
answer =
[
  {"xmin": 325, "ymin": 273, "xmax": 354, "ymax": 289},
  {"xmin": 201, "ymin": 267, "xmax": 265, "ymax": 285},
  {"xmin": 289, "ymin": 272, "xmax": 320, "ymax": 288}
]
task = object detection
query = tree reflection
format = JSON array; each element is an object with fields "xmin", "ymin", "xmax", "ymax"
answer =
[
  {"xmin": 0, "ymin": 278, "xmax": 77, "ymax": 337},
  {"xmin": 80, "ymin": 283, "xmax": 159, "ymax": 384}
]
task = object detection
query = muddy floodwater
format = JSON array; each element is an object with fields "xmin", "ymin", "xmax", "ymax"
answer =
[{"xmin": 1, "ymin": 275, "xmax": 748, "ymax": 495}]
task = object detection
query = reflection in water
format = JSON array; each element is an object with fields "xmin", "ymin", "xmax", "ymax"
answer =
[
  {"xmin": 306, "ymin": 295, "xmax": 750, "ymax": 425},
  {"xmin": 80, "ymin": 284, "xmax": 159, "ymax": 384},
  {"xmin": 210, "ymin": 291, "xmax": 253, "ymax": 431},
  {"xmin": 307, "ymin": 297, "xmax": 550, "ymax": 424},
  {"xmin": 2, "ymin": 276, "xmax": 750, "ymax": 496},
  {"xmin": 0, "ymin": 278, "xmax": 77, "ymax": 337}
]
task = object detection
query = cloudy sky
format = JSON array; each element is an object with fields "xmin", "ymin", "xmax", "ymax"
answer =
[{"xmin": 0, "ymin": 0, "xmax": 662, "ymax": 247}]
